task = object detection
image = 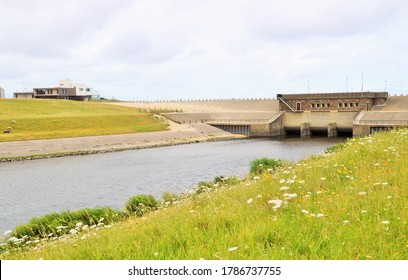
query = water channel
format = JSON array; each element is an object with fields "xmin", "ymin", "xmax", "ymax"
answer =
[{"xmin": 0, "ymin": 137, "xmax": 344, "ymax": 233}]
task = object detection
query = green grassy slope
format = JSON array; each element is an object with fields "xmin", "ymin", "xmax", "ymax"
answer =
[
  {"xmin": 0, "ymin": 99, "xmax": 167, "ymax": 141},
  {"xmin": 1, "ymin": 130, "xmax": 407, "ymax": 260}
]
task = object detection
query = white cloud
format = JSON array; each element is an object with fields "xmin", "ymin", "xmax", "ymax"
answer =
[{"xmin": 1, "ymin": 0, "xmax": 407, "ymax": 99}]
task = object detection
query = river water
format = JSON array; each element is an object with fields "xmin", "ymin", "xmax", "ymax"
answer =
[{"xmin": 0, "ymin": 137, "xmax": 344, "ymax": 233}]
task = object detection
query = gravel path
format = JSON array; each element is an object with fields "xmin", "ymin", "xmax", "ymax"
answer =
[{"xmin": 0, "ymin": 120, "xmax": 244, "ymax": 160}]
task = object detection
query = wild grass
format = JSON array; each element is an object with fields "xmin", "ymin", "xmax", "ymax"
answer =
[
  {"xmin": 0, "ymin": 99, "xmax": 167, "ymax": 142},
  {"xmin": 250, "ymin": 158, "xmax": 286, "ymax": 175},
  {"xmin": 1, "ymin": 130, "xmax": 407, "ymax": 260},
  {"xmin": 126, "ymin": 195, "xmax": 159, "ymax": 217}
]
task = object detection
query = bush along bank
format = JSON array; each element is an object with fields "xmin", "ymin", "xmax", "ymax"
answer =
[
  {"xmin": 0, "ymin": 172, "xmax": 261, "ymax": 255},
  {"xmin": 1, "ymin": 129, "xmax": 407, "ymax": 260}
]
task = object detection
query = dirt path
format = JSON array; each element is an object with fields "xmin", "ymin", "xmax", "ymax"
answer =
[{"xmin": 0, "ymin": 120, "xmax": 245, "ymax": 160}]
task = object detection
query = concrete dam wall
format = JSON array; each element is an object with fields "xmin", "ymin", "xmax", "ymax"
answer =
[{"xmin": 114, "ymin": 94, "xmax": 408, "ymax": 137}]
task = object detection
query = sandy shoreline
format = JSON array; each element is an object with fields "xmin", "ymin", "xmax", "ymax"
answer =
[{"xmin": 0, "ymin": 120, "xmax": 245, "ymax": 162}]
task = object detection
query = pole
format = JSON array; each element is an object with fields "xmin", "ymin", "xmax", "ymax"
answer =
[
  {"xmin": 307, "ymin": 79, "xmax": 309, "ymax": 94},
  {"xmin": 346, "ymin": 77, "xmax": 348, "ymax": 93}
]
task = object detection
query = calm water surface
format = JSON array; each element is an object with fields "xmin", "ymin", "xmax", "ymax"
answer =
[{"xmin": 0, "ymin": 138, "xmax": 344, "ymax": 233}]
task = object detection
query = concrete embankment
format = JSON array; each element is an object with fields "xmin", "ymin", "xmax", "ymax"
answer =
[{"xmin": 0, "ymin": 122, "xmax": 245, "ymax": 161}]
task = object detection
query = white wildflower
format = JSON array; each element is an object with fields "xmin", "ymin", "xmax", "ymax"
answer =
[
  {"xmin": 361, "ymin": 210, "xmax": 368, "ymax": 213},
  {"xmin": 228, "ymin": 247, "xmax": 238, "ymax": 251},
  {"xmin": 56, "ymin": 226, "xmax": 68, "ymax": 230},
  {"xmin": 82, "ymin": 225, "xmax": 89, "ymax": 231},
  {"xmin": 343, "ymin": 220, "xmax": 350, "ymax": 224},
  {"xmin": 75, "ymin": 222, "xmax": 83, "ymax": 228},
  {"xmin": 247, "ymin": 198, "xmax": 253, "ymax": 204},
  {"xmin": 301, "ymin": 210, "xmax": 309, "ymax": 214},
  {"xmin": 154, "ymin": 252, "xmax": 159, "ymax": 256},
  {"xmin": 99, "ymin": 218, "xmax": 104, "ymax": 222},
  {"xmin": 381, "ymin": 221, "xmax": 390, "ymax": 224},
  {"xmin": 279, "ymin": 179, "xmax": 285, "ymax": 183},
  {"xmin": 321, "ymin": 177, "xmax": 326, "ymax": 181},
  {"xmin": 387, "ymin": 196, "xmax": 392, "ymax": 199},
  {"xmin": 283, "ymin": 193, "xmax": 297, "ymax": 199},
  {"xmin": 69, "ymin": 229, "xmax": 78, "ymax": 235},
  {"xmin": 268, "ymin": 199, "xmax": 283, "ymax": 209},
  {"xmin": 4, "ymin": 230, "xmax": 12, "ymax": 236},
  {"xmin": 317, "ymin": 214, "xmax": 324, "ymax": 218},
  {"xmin": 280, "ymin": 186, "xmax": 290, "ymax": 191},
  {"xmin": 358, "ymin": 192, "xmax": 366, "ymax": 195},
  {"xmin": 253, "ymin": 176, "xmax": 260, "ymax": 180},
  {"xmin": 298, "ymin": 180, "xmax": 305, "ymax": 184}
]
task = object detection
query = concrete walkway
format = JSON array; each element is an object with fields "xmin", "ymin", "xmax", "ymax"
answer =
[{"xmin": 0, "ymin": 121, "xmax": 245, "ymax": 159}]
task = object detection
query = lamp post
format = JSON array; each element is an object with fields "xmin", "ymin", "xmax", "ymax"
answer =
[{"xmin": 346, "ymin": 77, "xmax": 348, "ymax": 93}]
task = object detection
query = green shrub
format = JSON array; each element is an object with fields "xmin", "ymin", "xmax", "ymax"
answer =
[
  {"xmin": 11, "ymin": 207, "xmax": 126, "ymax": 239},
  {"xmin": 250, "ymin": 158, "xmax": 285, "ymax": 175},
  {"xmin": 126, "ymin": 194, "xmax": 158, "ymax": 217},
  {"xmin": 161, "ymin": 192, "xmax": 179, "ymax": 204},
  {"xmin": 325, "ymin": 141, "xmax": 346, "ymax": 153}
]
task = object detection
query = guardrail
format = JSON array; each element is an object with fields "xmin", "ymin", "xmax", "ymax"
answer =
[
  {"xmin": 203, "ymin": 119, "xmax": 270, "ymax": 125},
  {"xmin": 354, "ymin": 120, "xmax": 408, "ymax": 125}
]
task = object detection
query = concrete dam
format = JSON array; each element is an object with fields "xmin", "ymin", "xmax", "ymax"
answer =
[{"xmin": 116, "ymin": 92, "xmax": 408, "ymax": 137}]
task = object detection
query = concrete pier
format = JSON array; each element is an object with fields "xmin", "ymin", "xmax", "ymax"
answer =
[{"xmin": 328, "ymin": 123, "xmax": 337, "ymax": 137}]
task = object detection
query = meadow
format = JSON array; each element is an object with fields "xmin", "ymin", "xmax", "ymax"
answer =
[
  {"xmin": 0, "ymin": 99, "xmax": 167, "ymax": 142},
  {"xmin": 0, "ymin": 130, "xmax": 406, "ymax": 259}
]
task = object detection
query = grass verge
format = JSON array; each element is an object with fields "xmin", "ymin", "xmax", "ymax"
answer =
[
  {"xmin": 0, "ymin": 99, "xmax": 167, "ymax": 142},
  {"xmin": 1, "ymin": 130, "xmax": 407, "ymax": 259}
]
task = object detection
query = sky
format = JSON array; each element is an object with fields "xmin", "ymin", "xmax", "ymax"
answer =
[{"xmin": 1, "ymin": 0, "xmax": 407, "ymax": 100}]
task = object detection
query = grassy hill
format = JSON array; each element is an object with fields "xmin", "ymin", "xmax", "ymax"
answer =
[
  {"xmin": 1, "ymin": 130, "xmax": 406, "ymax": 260},
  {"xmin": 0, "ymin": 99, "xmax": 167, "ymax": 142}
]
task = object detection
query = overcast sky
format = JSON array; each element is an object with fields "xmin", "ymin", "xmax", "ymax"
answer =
[{"xmin": 1, "ymin": 0, "xmax": 407, "ymax": 100}]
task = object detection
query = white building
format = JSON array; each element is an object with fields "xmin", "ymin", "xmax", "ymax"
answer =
[
  {"xmin": 58, "ymin": 79, "xmax": 100, "ymax": 99},
  {"xmin": 0, "ymin": 86, "xmax": 5, "ymax": 98}
]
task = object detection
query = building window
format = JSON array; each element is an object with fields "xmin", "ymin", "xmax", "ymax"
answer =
[
  {"xmin": 79, "ymin": 88, "xmax": 84, "ymax": 91},
  {"xmin": 355, "ymin": 103, "xmax": 359, "ymax": 107},
  {"xmin": 311, "ymin": 103, "xmax": 315, "ymax": 108},
  {"xmin": 344, "ymin": 103, "xmax": 348, "ymax": 107},
  {"xmin": 322, "ymin": 103, "xmax": 325, "ymax": 108},
  {"xmin": 338, "ymin": 103, "xmax": 342, "ymax": 108},
  {"xmin": 350, "ymin": 103, "xmax": 353, "ymax": 107},
  {"xmin": 296, "ymin": 102, "xmax": 302, "ymax": 111},
  {"xmin": 86, "ymin": 88, "xmax": 91, "ymax": 92},
  {"xmin": 317, "ymin": 103, "xmax": 320, "ymax": 108},
  {"xmin": 327, "ymin": 103, "xmax": 330, "ymax": 108}
]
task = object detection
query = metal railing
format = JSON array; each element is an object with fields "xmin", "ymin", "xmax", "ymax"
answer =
[
  {"xmin": 354, "ymin": 120, "xmax": 408, "ymax": 125},
  {"xmin": 203, "ymin": 119, "xmax": 270, "ymax": 125}
]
